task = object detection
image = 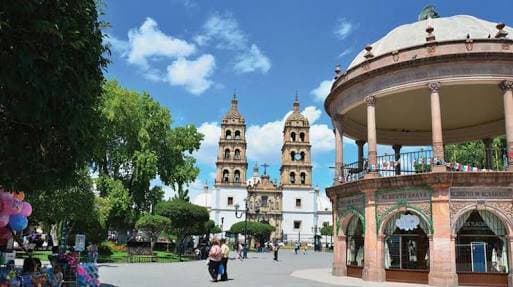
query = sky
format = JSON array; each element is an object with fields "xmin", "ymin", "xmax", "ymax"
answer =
[{"xmin": 101, "ymin": 0, "xmax": 513, "ymax": 199}]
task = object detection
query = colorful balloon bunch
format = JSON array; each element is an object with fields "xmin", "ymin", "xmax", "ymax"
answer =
[
  {"xmin": 0, "ymin": 191, "xmax": 32, "ymax": 234},
  {"xmin": 76, "ymin": 263, "xmax": 100, "ymax": 287}
]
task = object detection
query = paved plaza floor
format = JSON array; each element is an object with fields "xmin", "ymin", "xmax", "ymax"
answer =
[{"xmin": 100, "ymin": 250, "xmax": 339, "ymax": 287}]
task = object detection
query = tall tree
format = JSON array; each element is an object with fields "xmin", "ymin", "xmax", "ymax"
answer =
[
  {"xmin": 135, "ymin": 214, "xmax": 170, "ymax": 251},
  {"xmin": 93, "ymin": 80, "xmax": 203, "ymax": 216},
  {"xmin": 0, "ymin": 0, "xmax": 108, "ymax": 192}
]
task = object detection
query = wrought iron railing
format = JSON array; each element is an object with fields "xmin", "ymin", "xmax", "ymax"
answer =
[{"xmin": 342, "ymin": 148, "xmax": 509, "ymax": 183}]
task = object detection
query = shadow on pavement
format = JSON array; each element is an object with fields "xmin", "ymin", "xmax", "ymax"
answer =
[
  {"xmin": 98, "ymin": 264, "xmax": 119, "ymax": 268},
  {"xmin": 100, "ymin": 284, "xmax": 118, "ymax": 287}
]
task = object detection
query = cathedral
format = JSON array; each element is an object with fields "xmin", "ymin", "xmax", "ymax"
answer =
[{"xmin": 192, "ymin": 95, "xmax": 332, "ymax": 244}]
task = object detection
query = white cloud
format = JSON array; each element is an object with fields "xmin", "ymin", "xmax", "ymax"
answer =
[
  {"xmin": 126, "ymin": 18, "xmax": 196, "ymax": 69},
  {"xmin": 194, "ymin": 122, "xmax": 221, "ymax": 165},
  {"xmin": 234, "ymin": 44, "xmax": 271, "ymax": 74},
  {"xmin": 311, "ymin": 80, "xmax": 334, "ymax": 102},
  {"xmin": 195, "ymin": 12, "xmax": 248, "ymax": 50},
  {"xmin": 302, "ymin": 106, "xmax": 322, "ymax": 124},
  {"xmin": 196, "ymin": 12, "xmax": 271, "ymax": 74},
  {"xmin": 338, "ymin": 47, "xmax": 353, "ymax": 58},
  {"xmin": 166, "ymin": 54, "xmax": 216, "ymax": 95},
  {"xmin": 334, "ymin": 18, "xmax": 355, "ymax": 40},
  {"xmin": 310, "ymin": 124, "xmax": 334, "ymax": 153},
  {"xmin": 246, "ymin": 119, "xmax": 284, "ymax": 164}
]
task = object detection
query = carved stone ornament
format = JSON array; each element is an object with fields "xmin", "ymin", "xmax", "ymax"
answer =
[
  {"xmin": 364, "ymin": 95, "xmax": 376, "ymax": 106},
  {"xmin": 500, "ymin": 80, "xmax": 513, "ymax": 92},
  {"xmin": 428, "ymin": 82, "xmax": 441, "ymax": 92}
]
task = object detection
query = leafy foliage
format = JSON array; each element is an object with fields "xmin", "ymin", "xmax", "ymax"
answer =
[
  {"xmin": 93, "ymin": 81, "xmax": 203, "ymax": 216},
  {"xmin": 445, "ymin": 137, "xmax": 507, "ymax": 169},
  {"xmin": 156, "ymin": 199, "xmax": 209, "ymax": 245},
  {"xmin": 320, "ymin": 222, "xmax": 333, "ymax": 236},
  {"xmin": 135, "ymin": 214, "xmax": 171, "ymax": 246},
  {"xmin": 0, "ymin": 0, "xmax": 108, "ymax": 192},
  {"xmin": 230, "ymin": 221, "xmax": 275, "ymax": 237}
]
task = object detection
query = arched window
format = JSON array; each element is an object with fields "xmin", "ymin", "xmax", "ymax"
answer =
[
  {"xmin": 290, "ymin": 151, "xmax": 296, "ymax": 161},
  {"xmin": 455, "ymin": 210, "xmax": 509, "ymax": 275},
  {"xmin": 225, "ymin": 130, "xmax": 232, "ymax": 139},
  {"xmin": 346, "ymin": 216, "xmax": 364, "ymax": 267},
  {"xmin": 234, "ymin": 170, "xmax": 241, "ymax": 183},
  {"xmin": 289, "ymin": 172, "xmax": 296, "ymax": 184},
  {"xmin": 300, "ymin": 151, "xmax": 306, "ymax": 161},
  {"xmin": 224, "ymin": 148, "xmax": 231, "ymax": 159},
  {"xmin": 235, "ymin": 130, "xmax": 241, "ymax": 139},
  {"xmin": 290, "ymin": 132, "xmax": 296, "ymax": 142},
  {"xmin": 300, "ymin": 172, "xmax": 306, "ymax": 184},
  {"xmin": 299, "ymin": 132, "xmax": 305, "ymax": 142},
  {"xmin": 384, "ymin": 211, "xmax": 430, "ymax": 271},
  {"xmin": 234, "ymin": 149, "xmax": 241, "ymax": 160},
  {"xmin": 222, "ymin": 170, "xmax": 230, "ymax": 183}
]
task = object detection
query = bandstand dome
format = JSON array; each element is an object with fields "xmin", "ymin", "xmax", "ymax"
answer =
[
  {"xmin": 326, "ymin": 13, "xmax": 513, "ymax": 146},
  {"xmin": 349, "ymin": 15, "xmax": 513, "ymax": 69}
]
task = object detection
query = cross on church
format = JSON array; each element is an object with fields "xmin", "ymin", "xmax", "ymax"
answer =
[{"xmin": 261, "ymin": 163, "xmax": 270, "ymax": 175}]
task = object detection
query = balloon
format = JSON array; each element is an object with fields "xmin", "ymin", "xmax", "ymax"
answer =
[
  {"xmin": 0, "ymin": 227, "xmax": 12, "ymax": 240},
  {"xmin": 2, "ymin": 198, "xmax": 22, "ymax": 215},
  {"xmin": 13, "ymin": 192, "xmax": 24, "ymax": 201},
  {"xmin": 8, "ymin": 214, "xmax": 27, "ymax": 232},
  {"xmin": 20, "ymin": 202, "xmax": 32, "ymax": 217},
  {"xmin": 0, "ymin": 215, "xmax": 9, "ymax": 228}
]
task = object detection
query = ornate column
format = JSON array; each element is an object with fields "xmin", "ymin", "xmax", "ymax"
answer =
[
  {"xmin": 500, "ymin": 80, "xmax": 513, "ymax": 171},
  {"xmin": 392, "ymin": 144, "xmax": 402, "ymax": 175},
  {"xmin": 361, "ymin": 188, "xmax": 385, "ymax": 282},
  {"xmin": 428, "ymin": 183, "xmax": 458, "ymax": 287},
  {"xmin": 482, "ymin": 138, "xmax": 493, "ymax": 170},
  {"xmin": 333, "ymin": 116, "xmax": 344, "ymax": 184},
  {"xmin": 332, "ymin": 196, "xmax": 347, "ymax": 276},
  {"xmin": 364, "ymin": 96, "xmax": 378, "ymax": 178},
  {"xmin": 428, "ymin": 82, "xmax": 446, "ymax": 172},
  {"xmin": 356, "ymin": 140, "xmax": 366, "ymax": 171},
  {"xmin": 507, "ymin": 235, "xmax": 513, "ymax": 286}
]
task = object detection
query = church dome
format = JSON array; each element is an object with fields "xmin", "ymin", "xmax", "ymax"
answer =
[
  {"xmin": 285, "ymin": 96, "xmax": 309, "ymax": 126},
  {"xmin": 348, "ymin": 14, "xmax": 513, "ymax": 70},
  {"xmin": 223, "ymin": 95, "xmax": 245, "ymax": 123},
  {"xmin": 191, "ymin": 187, "xmax": 211, "ymax": 208}
]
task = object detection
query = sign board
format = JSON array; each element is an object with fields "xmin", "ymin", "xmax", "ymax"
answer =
[
  {"xmin": 75, "ymin": 234, "xmax": 86, "ymax": 252},
  {"xmin": 337, "ymin": 194, "xmax": 365, "ymax": 211},
  {"xmin": 450, "ymin": 187, "xmax": 513, "ymax": 200},
  {"xmin": 376, "ymin": 189, "xmax": 431, "ymax": 204}
]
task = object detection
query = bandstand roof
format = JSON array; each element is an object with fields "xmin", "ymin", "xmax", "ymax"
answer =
[{"xmin": 349, "ymin": 15, "xmax": 513, "ymax": 70}]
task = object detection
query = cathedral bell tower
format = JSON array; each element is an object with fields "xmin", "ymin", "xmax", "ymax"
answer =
[
  {"xmin": 280, "ymin": 96, "xmax": 312, "ymax": 188},
  {"xmin": 215, "ymin": 95, "xmax": 248, "ymax": 187}
]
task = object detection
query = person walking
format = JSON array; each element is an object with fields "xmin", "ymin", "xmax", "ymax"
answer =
[
  {"xmin": 208, "ymin": 239, "xmax": 223, "ymax": 282},
  {"xmin": 220, "ymin": 239, "xmax": 230, "ymax": 281},
  {"xmin": 236, "ymin": 242, "xmax": 243, "ymax": 261},
  {"xmin": 294, "ymin": 241, "xmax": 300, "ymax": 255},
  {"xmin": 272, "ymin": 241, "xmax": 279, "ymax": 261},
  {"xmin": 302, "ymin": 243, "xmax": 307, "ymax": 255}
]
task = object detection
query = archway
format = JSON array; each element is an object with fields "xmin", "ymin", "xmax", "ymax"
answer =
[
  {"xmin": 346, "ymin": 215, "xmax": 364, "ymax": 278},
  {"xmin": 382, "ymin": 210, "xmax": 430, "ymax": 284},
  {"xmin": 454, "ymin": 209, "xmax": 510, "ymax": 287}
]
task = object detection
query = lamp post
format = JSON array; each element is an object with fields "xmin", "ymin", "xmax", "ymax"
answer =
[
  {"xmin": 311, "ymin": 225, "xmax": 319, "ymax": 251},
  {"xmin": 234, "ymin": 200, "xmax": 248, "ymax": 259},
  {"xmin": 221, "ymin": 217, "xmax": 224, "ymax": 239}
]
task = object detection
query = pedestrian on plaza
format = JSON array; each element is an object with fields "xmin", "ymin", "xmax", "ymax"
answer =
[
  {"xmin": 220, "ymin": 239, "xmax": 230, "ymax": 281},
  {"xmin": 294, "ymin": 241, "xmax": 300, "ymax": 255},
  {"xmin": 302, "ymin": 243, "xmax": 307, "ymax": 255},
  {"xmin": 87, "ymin": 242, "xmax": 98, "ymax": 263},
  {"xmin": 272, "ymin": 241, "xmax": 279, "ymax": 261},
  {"xmin": 236, "ymin": 242, "xmax": 243, "ymax": 261},
  {"xmin": 208, "ymin": 239, "xmax": 223, "ymax": 282}
]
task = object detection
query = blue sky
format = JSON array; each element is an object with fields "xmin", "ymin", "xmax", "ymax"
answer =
[{"xmin": 102, "ymin": 0, "xmax": 513, "ymax": 198}]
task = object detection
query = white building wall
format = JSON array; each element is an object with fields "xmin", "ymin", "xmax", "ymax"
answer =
[
  {"xmin": 282, "ymin": 188, "xmax": 316, "ymax": 243},
  {"xmin": 210, "ymin": 186, "xmax": 247, "ymax": 232}
]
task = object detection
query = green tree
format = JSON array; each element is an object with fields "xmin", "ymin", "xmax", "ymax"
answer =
[
  {"xmin": 93, "ymin": 81, "xmax": 203, "ymax": 215},
  {"xmin": 135, "ymin": 214, "xmax": 171, "ymax": 250},
  {"xmin": 156, "ymin": 199, "xmax": 209, "ymax": 252},
  {"xmin": 191, "ymin": 220, "xmax": 222, "ymax": 236},
  {"xmin": 230, "ymin": 221, "xmax": 275, "ymax": 244},
  {"xmin": 95, "ymin": 176, "xmax": 133, "ymax": 238},
  {"xmin": 445, "ymin": 137, "xmax": 507, "ymax": 169},
  {"xmin": 0, "ymin": 0, "xmax": 108, "ymax": 192},
  {"xmin": 320, "ymin": 223, "xmax": 333, "ymax": 237}
]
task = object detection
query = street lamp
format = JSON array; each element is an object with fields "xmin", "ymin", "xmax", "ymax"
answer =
[
  {"xmin": 234, "ymin": 200, "xmax": 248, "ymax": 258},
  {"xmin": 311, "ymin": 225, "xmax": 319, "ymax": 251},
  {"xmin": 221, "ymin": 217, "xmax": 224, "ymax": 239}
]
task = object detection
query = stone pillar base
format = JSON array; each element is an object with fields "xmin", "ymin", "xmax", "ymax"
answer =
[
  {"xmin": 508, "ymin": 273, "xmax": 513, "ymax": 287},
  {"xmin": 432, "ymin": 165, "xmax": 447, "ymax": 172},
  {"xmin": 332, "ymin": 263, "xmax": 347, "ymax": 276},
  {"xmin": 362, "ymin": 267, "xmax": 385, "ymax": 282},
  {"xmin": 428, "ymin": 272, "xmax": 459, "ymax": 287}
]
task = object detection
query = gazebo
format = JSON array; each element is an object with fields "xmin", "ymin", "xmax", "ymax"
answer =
[{"xmin": 326, "ymin": 9, "xmax": 513, "ymax": 287}]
